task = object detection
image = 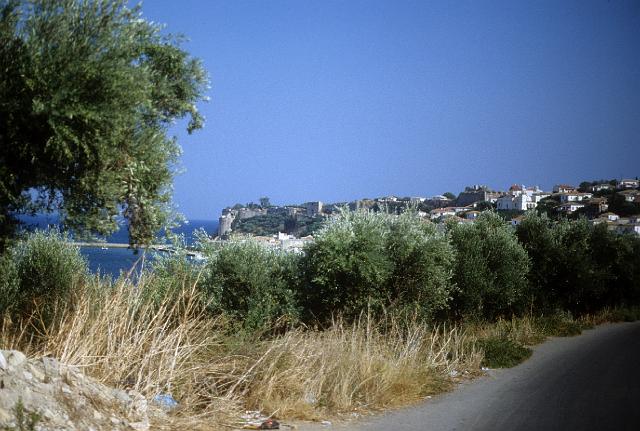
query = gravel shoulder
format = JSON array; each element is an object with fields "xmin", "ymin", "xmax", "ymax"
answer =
[{"xmin": 297, "ymin": 321, "xmax": 640, "ymax": 431}]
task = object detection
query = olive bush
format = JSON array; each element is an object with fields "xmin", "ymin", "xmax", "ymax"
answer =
[
  {"xmin": 200, "ymin": 239, "xmax": 301, "ymax": 330},
  {"xmin": 301, "ymin": 211, "xmax": 455, "ymax": 322},
  {"xmin": 0, "ymin": 230, "xmax": 88, "ymax": 323},
  {"xmin": 448, "ymin": 212, "xmax": 529, "ymax": 320}
]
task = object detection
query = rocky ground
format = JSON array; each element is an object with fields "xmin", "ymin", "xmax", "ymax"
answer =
[{"xmin": 0, "ymin": 350, "xmax": 158, "ymax": 431}]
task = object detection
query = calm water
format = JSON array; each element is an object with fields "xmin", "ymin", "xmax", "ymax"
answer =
[{"xmin": 17, "ymin": 215, "xmax": 218, "ymax": 278}]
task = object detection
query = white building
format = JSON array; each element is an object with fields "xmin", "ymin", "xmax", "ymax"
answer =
[
  {"xmin": 464, "ymin": 210, "xmax": 480, "ymax": 220},
  {"xmin": 553, "ymin": 184, "xmax": 576, "ymax": 193},
  {"xmin": 430, "ymin": 207, "xmax": 456, "ymax": 219},
  {"xmin": 601, "ymin": 212, "xmax": 620, "ymax": 222},
  {"xmin": 558, "ymin": 192, "xmax": 592, "ymax": 203},
  {"xmin": 497, "ymin": 194, "xmax": 535, "ymax": 211},
  {"xmin": 616, "ymin": 224, "xmax": 640, "ymax": 236},
  {"xmin": 617, "ymin": 179, "xmax": 639, "ymax": 190},
  {"xmin": 620, "ymin": 190, "xmax": 640, "ymax": 202},
  {"xmin": 590, "ymin": 183, "xmax": 614, "ymax": 192},
  {"xmin": 556, "ymin": 202, "xmax": 585, "ymax": 213}
]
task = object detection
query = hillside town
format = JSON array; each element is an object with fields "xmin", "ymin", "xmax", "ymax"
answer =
[{"xmin": 217, "ymin": 178, "xmax": 640, "ymax": 246}]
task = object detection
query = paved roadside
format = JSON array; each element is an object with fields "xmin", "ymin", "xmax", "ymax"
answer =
[{"xmin": 297, "ymin": 321, "xmax": 640, "ymax": 431}]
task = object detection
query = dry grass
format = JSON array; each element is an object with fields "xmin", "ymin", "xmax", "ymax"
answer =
[
  {"xmin": 8, "ymin": 276, "xmax": 634, "ymax": 429},
  {"xmin": 223, "ymin": 316, "xmax": 483, "ymax": 420},
  {"xmin": 1, "ymin": 275, "xmax": 241, "ymax": 429},
  {"xmin": 0, "ymin": 275, "xmax": 485, "ymax": 427},
  {"xmin": 4, "ymin": 274, "xmax": 637, "ymax": 429}
]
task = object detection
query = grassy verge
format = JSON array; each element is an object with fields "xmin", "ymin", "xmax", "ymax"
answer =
[{"xmin": 1, "ymin": 276, "xmax": 638, "ymax": 428}]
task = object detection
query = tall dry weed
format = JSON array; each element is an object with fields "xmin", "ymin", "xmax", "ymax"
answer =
[
  {"xmin": 1, "ymin": 275, "xmax": 485, "ymax": 425},
  {"xmin": 219, "ymin": 314, "xmax": 482, "ymax": 419}
]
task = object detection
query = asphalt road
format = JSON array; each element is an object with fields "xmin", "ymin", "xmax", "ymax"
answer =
[{"xmin": 327, "ymin": 321, "xmax": 640, "ymax": 431}]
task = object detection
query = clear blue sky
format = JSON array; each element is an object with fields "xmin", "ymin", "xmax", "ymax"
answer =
[{"xmin": 140, "ymin": 0, "xmax": 639, "ymax": 219}]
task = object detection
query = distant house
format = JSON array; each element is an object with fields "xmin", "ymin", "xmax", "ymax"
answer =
[
  {"xmin": 558, "ymin": 192, "xmax": 592, "ymax": 204},
  {"xmin": 509, "ymin": 184, "xmax": 524, "ymax": 193},
  {"xmin": 464, "ymin": 210, "xmax": 481, "ymax": 220},
  {"xmin": 585, "ymin": 197, "xmax": 609, "ymax": 213},
  {"xmin": 531, "ymin": 192, "xmax": 552, "ymax": 203},
  {"xmin": 556, "ymin": 202, "xmax": 585, "ymax": 213},
  {"xmin": 430, "ymin": 207, "xmax": 456, "ymax": 219},
  {"xmin": 508, "ymin": 184, "xmax": 542, "ymax": 196},
  {"xmin": 600, "ymin": 212, "xmax": 620, "ymax": 222},
  {"xmin": 617, "ymin": 179, "xmax": 639, "ymax": 190},
  {"xmin": 615, "ymin": 224, "xmax": 640, "ymax": 236},
  {"xmin": 590, "ymin": 183, "xmax": 614, "ymax": 192},
  {"xmin": 619, "ymin": 190, "xmax": 640, "ymax": 202},
  {"xmin": 553, "ymin": 184, "xmax": 576, "ymax": 193},
  {"xmin": 497, "ymin": 194, "xmax": 535, "ymax": 211},
  {"xmin": 428, "ymin": 195, "xmax": 453, "ymax": 208}
]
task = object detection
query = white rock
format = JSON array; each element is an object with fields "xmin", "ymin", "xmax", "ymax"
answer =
[{"xmin": 5, "ymin": 351, "xmax": 26, "ymax": 368}]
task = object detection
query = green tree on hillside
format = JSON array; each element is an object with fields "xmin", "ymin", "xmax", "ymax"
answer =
[
  {"xmin": 443, "ymin": 192, "xmax": 456, "ymax": 200},
  {"xmin": 0, "ymin": 0, "xmax": 208, "ymax": 248},
  {"xmin": 259, "ymin": 197, "xmax": 271, "ymax": 208}
]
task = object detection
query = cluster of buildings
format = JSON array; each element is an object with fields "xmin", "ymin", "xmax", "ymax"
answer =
[
  {"xmin": 591, "ymin": 214, "xmax": 640, "ymax": 236},
  {"xmin": 217, "ymin": 178, "xmax": 640, "ymax": 239},
  {"xmin": 427, "ymin": 179, "xmax": 640, "ymax": 236}
]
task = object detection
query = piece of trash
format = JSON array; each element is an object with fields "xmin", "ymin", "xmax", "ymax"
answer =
[
  {"xmin": 425, "ymin": 395, "xmax": 432, "ymax": 399},
  {"xmin": 321, "ymin": 420, "xmax": 332, "ymax": 426},
  {"xmin": 153, "ymin": 393, "xmax": 178, "ymax": 410},
  {"xmin": 259, "ymin": 419, "xmax": 280, "ymax": 429},
  {"xmin": 481, "ymin": 367, "xmax": 491, "ymax": 371},
  {"xmin": 449, "ymin": 370, "xmax": 459, "ymax": 377}
]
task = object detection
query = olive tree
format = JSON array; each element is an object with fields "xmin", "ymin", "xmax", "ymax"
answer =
[
  {"xmin": 0, "ymin": 0, "xmax": 208, "ymax": 247},
  {"xmin": 447, "ymin": 212, "xmax": 530, "ymax": 320}
]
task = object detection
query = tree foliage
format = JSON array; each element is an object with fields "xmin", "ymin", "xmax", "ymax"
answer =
[
  {"xmin": 0, "ymin": 0, "xmax": 208, "ymax": 247},
  {"xmin": 200, "ymin": 239, "xmax": 301, "ymax": 331},
  {"xmin": 301, "ymin": 210, "xmax": 455, "ymax": 321},
  {"xmin": 447, "ymin": 212, "xmax": 530, "ymax": 319},
  {"xmin": 517, "ymin": 212, "xmax": 640, "ymax": 313}
]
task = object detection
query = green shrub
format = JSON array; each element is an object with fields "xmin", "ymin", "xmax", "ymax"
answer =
[
  {"xmin": 548, "ymin": 219, "xmax": 600, "ymax": 313},
  {"xmin": 301, "ymin": 210, "xmax": 455, "ymax": 322},
  {"xmin": 535, "ymin": 313, "xmax": 583, "ymax": 337},
  {"xmin": 0, "ymin": 252, "xmax": 19, "ymax": 315},
  {"xmin": 200, "ymin": 239, "xmax": 300, "ymax": 330},
  {"xmin": 604, "ymin": 307, "xmax": 640, "ymax": 323},
  {"xmin": 448, "ymin": 212, "xmax": 530, "ymax": 320},
  {"xmin": 301, "ymin": 211, "xmax": 392, "ymax": 321},
  {"xmin": 146, "ymin": 249, "xmax": 203, "ymax": 303},
  {"xmin": 386, "ymin": 212, "xmax": 456, "ymax": 319},
  {"xmin": 517, "ymin": 213, "xmax": 640, "ymax": 314},
  {"xmin": 1, "ymin": 230, "xmax": 88, "ymax": 323},
  {"xmin": 478, "ymin": 336, "xmax": 532, "ymax": 368},
  {"xmin": 515, "ymin": 212, "xmax": 559, "ymax": 311}
]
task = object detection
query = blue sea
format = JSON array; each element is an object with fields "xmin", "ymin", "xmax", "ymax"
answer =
[{"xmin": 17, "ymin": 214, "xmax": 218, "ymax": 279}]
